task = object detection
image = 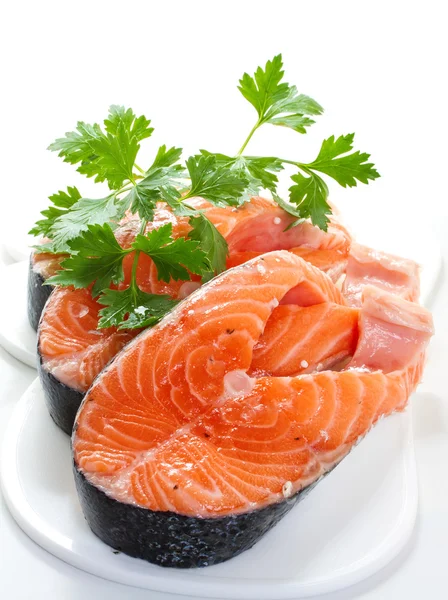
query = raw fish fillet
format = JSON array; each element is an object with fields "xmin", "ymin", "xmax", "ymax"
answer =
[{"xmin": 73, "ymin": 251, "xmax": 433, "ymax": 518}]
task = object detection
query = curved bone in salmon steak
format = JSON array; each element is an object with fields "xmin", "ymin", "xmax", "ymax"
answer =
[{"xmin": 73, "ymin": 251, "xmax": 433, "ymax": 521}]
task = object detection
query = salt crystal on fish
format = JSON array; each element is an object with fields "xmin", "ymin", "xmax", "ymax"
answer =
[
  {"xmin": 268, "ymin": 298, "xmax": 279, "ymax": 310},
  {"xmin": 319, "ymin": 429, "xmax": 329, "ymax": 441},
  {"xmin": 273, "ymin": 217, "xmax": 281, "ymax": 225},
  {"xmin": 282, "ymin": 481, "xmax": 293, "ymax": 498},
  {"xmin": 72, "ymin": 305, "xmax": 89, "ymax": 318},
  {"xmin": 301, "ymin": 360, "xmax": 309, "ymax": 368}
]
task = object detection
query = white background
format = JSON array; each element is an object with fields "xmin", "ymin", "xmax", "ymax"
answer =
[
  {"xmin": 0, "ymin": 1, "xmax": 447, "ymax": 598},
  {"xmin": 0, "ymin": 0, "xmax": 447, "ymax": 238}
]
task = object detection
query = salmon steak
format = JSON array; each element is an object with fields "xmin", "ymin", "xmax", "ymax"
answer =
[
  {"xmin": 38, "ymin": 197, "xmax": 351, "ymax": 434},
  {"xmin": 72, "ymin": 251, "xmax": 433, "ymax": 568},
  {"xmin": 38, "ymin": 287, "xmax": 137, "ymax": 434}
]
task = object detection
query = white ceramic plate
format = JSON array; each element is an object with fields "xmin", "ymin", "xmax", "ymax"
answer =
[
  {"xmin": 0, "ymin": 218, "xmax": 442, "ymax": 597},
  {"xmin": 0, "ymin": 261, "xmax": 37, "ymax": 368},
  {"xmin": 1, "ymin": 378, "xmax": 418, "ymax": 599},
  {"xmin": 1, "ymin": 233, "xmax": 33, "ymax": 263},
  {"xmin": 0, "ymin": 219, "xmax": 443, "ymax": 371}
]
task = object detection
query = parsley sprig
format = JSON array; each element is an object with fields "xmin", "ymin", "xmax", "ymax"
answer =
[
  {"xmin": 201, "ymin": 53, "xmax": 379, "ymax": 230},
  {"xmin": 49, "ymin": 105, "xmax": 154, "ymax": 189},
  {"xmin": 237, "ymin": 54, "xmax": 324, "ymax": 151},
  {"xmin": 34, "ymin": 107, "xmax": 234, "ymax": 328},
  {"xmin": 32, "ymin": 54, "xmax": 379, "ymax": 330}
]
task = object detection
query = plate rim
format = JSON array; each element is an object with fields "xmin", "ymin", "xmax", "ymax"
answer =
[
  {"xmin": 0, "ymin": 260, "xmax": 37, "ymax": 369},
  {"xmin": 1, "ymin": 237, "xmax": 32, "ymax": 263}
]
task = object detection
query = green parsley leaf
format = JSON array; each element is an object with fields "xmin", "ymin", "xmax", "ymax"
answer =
[
  {"xmin": 50, "ymin": 194, "xmax": 124, "ymax": 249},
  {"xmin": 160, "ymin": 188, "xmax": 197, "ymax": 216},
  {"xmin": 76, "ymin": 125, "xmax": 137, "ymax": 189},
  {"xmin": 238, "ymin": 54, "xmax": 322, "ymax": 133},
  {"xmin": 285, "ymin": 134, "xmax": 380, "ymax": 231},
  {"xmin": 125, "ymin": 185, "xmax": 159, "ymax": 221},
  {"xmin": 188, "ymin": 214, "xmax": 228, "ymax": 280},
  {"xmin": 238, "ymin": 54, "xmax": 288, "ymax": 117},
  {"xmin": 48, "ymin": 186, "xmax": 82, "ymax": 208},
  {"xmin": 32, "ymin": 241, "xmax": 67, "ymax": 255},
  {"xmin": 104, "ymin": 105, "xmax": 154, "ymax": 142},
  {"xmin": 150, "ymin": 144, "xmax": 183, "ymax": 170},
  {"xmin": 122, "ymin": 145, "xmax": 185, "ymax": 220},
  {"xmin": 240, "ymin": 155, "xmax": 284, "ymax": 192},
  {"xmin": 289, "ymin": 171, "xmax": 331, "ymax": 231},
  {"xmin": 29, "ymin": 186, "xmax": 81, "ymax": 237},
  {"xmin": 48, "ymin": 121, "xmax": 103, "ymax": 173},
  {"xmin": 97, "ymin": 286, "xmax": 178, "ymax": 329},
  {"xmin": 263, "ymin": 89, "xmax": 323, "ymax": 133},
  {"xmin": 46, "ymin": 224, "xmax": 130, "ymax": 296},
  {"xmin": 301, "ymin": 134, "xmax": 380, "ymax": 187},
  {"xmin": 199, "ymin": 151, "xmax": 283, "ymax": 195},
  {"xmin": 132, "ymin": 223, "xmax": 208, "ymax": 283},
  {"xmin": 29, "ymin": 206, "xmax": 68, "ymax": 238},
  {"xmin": 185, "ymin": 155, "xmax": 248, "ymax": 206},
  {"xmin": 48, "ymin": 106, "xmax": 153, "ymax": 189},
  {"xmin": 267, "ymin": 112, "xmax": 316, "ymax": 134},
  {"xmin": 142, "ymin": 147, "xmax": 185, "ymax": 192}
]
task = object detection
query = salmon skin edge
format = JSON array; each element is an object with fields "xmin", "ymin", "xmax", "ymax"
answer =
[
  {"xmin": 38, "ymin": 352, "xmax": 84, "ymax": 435},
  {"xmin": 73, "ymin": 462, "xmax": 324, "ymax": 568},
  {"xmin": 28, "ymin": 256, "xmax": 54, "ymax": 331}
]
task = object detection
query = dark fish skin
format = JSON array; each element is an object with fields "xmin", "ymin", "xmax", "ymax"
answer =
[
  {"xmin": 27, "ymin": 256, "xmax": 53, "ymax": 331},
  {"xmin": 37, "ymin": 351, "xmax": 84, "ymax": 435},
  {"xmin": 32, "ymin": 252, "xmax": 84, "ymax": 435},
  {"xmin": 73, "ymin": 463, "xmax": 319, "ymax": 568},
  {"xmin": 37, "ymin": 304, "xmax": 135, "ymax": 436}
]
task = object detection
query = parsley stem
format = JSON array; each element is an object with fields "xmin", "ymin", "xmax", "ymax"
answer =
[
  {"xmin": 130, "ymin": 217, "xmax": 148, "ymax": 296},
  {"xmin": 117, "ymin": 185, "xmax": 133, "ymax": 195},
  {"xmin": 181, "ymin": 191, "xmax": 194, "ymax": 202},
  {"xmin": 277, "ymin": 158, "xmax": 301, "ymax": 168},
  {"xmin": 137, "ymin": 217, "xmax": 148, "ymax": 236},
  {"xmin": 237, "ymin": 120, "xmax": 261, "ymax": 155},
  {"xmin": 135, "ymin": 164, "xmax": 145, "ymax": 175}
]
